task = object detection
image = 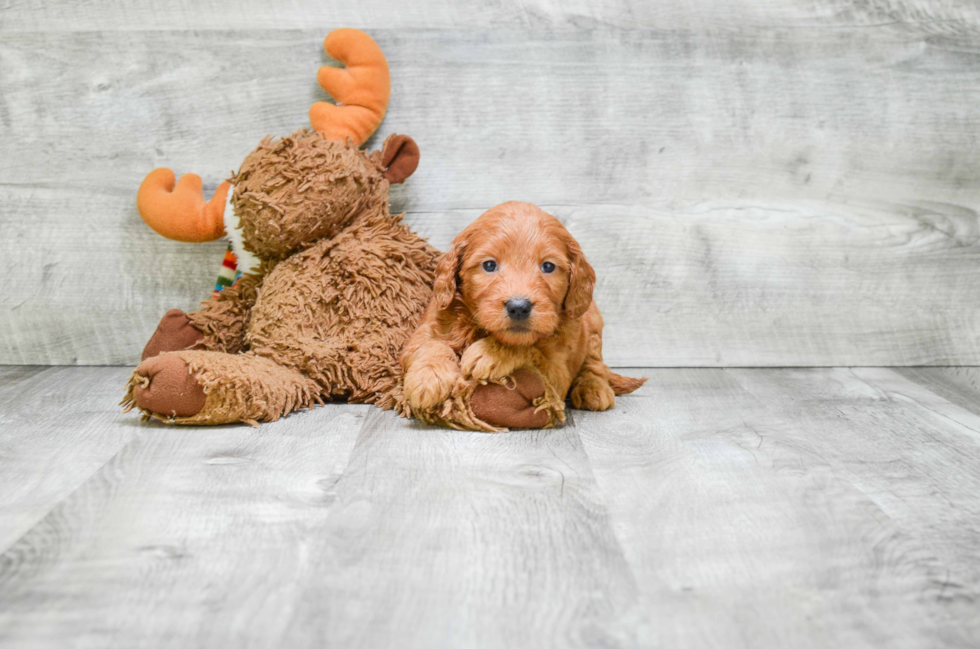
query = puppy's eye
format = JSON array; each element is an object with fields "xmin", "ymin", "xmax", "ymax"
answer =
[
  {"xmin": 482, "ymin": 260, "xmax": 498, "ymax": 273},
  {"xmin": 541, "ymin": 261, "xmax": 556, "ymax": 274}
]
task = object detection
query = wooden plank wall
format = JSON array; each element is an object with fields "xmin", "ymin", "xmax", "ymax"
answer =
[{"xmin": 2, "ymin": 1, "xmax": 979, "ymax": 366}]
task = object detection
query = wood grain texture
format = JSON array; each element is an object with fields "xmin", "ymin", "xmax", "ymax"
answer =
[
  {"xmin": 4, "ymin": 366, "xmax": 980, "ymax": 646},
  {"xmin": 0, "ymin": 391, "xmax": 368, "ymax": 648},
  {"xmin": 576, "ymin": 368, "xmax": 977, "ymax": 647},
  {"xmin": 894, "ymin": 367, "xmax": 980, "ymax": 417},
  {"xmin": 0, "ymin": 375, "xmax": 643, "ymax": 648},
  {"xmin": 729, "ymin": 367, "xmax": 980, "ymax": 645},
  {"xmin": 3, "ymin": 0, "xmax": 980, "ymax": 33},
  {"xmin": 280, "ymin": 410, "xmax": 643, "ymax": 649},
  {"xmin": 2, "ymin": 25, "xmax": 980, "ymax": 365},
  {"xmin": 0, "ymin": 366, "xmax": 137, "ymax": 552}
]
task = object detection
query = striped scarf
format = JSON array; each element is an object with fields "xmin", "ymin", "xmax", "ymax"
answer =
[{"xmin": 212, "ymin": 245, "xmax": 243, "ymax": 299}]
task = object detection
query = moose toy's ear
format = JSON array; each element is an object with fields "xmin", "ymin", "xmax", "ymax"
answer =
[{"xmin": 381, "ymin": 134, "xmax": 420, "ymax": 184}]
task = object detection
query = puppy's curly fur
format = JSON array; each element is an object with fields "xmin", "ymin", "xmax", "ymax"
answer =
[{"xmin": 401, "ymin": 201, "xmax": 645, "ymax": 431}]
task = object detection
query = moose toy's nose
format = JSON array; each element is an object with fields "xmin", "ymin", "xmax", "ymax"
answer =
[{"xmin": 505, "ymin": 297, "xmax": 533, "ymax": 321}]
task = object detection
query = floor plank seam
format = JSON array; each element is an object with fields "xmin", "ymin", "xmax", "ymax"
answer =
[{"xmin": 0, "ymin": 428, "xmax": 145, "ymax": 558}]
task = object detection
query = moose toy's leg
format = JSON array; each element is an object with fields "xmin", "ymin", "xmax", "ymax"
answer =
[
  {"xmin": 140, "ymin": 271, "xmax": 265, "ymax": 361},
  {"xmin": 123, "ymin": 350, "xmax": 321, "ymax": 425},
  {"xmin": 457, "ymin": 339, "xmax": 568, "ymax": 430},
  {"xmin": 141, "ymin": 309, "xmax": 206, "ymax": 361},
  {"xmin": 469, "ymin": 368, "xmax": 553, "ymax": 429}
]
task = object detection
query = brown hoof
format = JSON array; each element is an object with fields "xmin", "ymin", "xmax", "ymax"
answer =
[
  {"xmin": 132, "ymin": 355, "xmax": 207, "ymax": 418},
  {"xmin": 471, "ymin": 368, "xmax": 550, "ymax": 429},
  {"xmin": 142, "ymin": 309, "xmax": 205, "ymax": 361}
]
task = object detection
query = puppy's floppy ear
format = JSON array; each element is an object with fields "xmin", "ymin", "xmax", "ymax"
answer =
[
  {"xmin": 563, "ymin": 237, "xmax": 596, "ymax": 319},
  {"xmin": 433, "ymin": 240, "xmax": 464, "ymax": 310}
]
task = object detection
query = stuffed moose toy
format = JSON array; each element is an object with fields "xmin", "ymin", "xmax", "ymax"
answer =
[{"xmin": 122, "ymin": 29, "xmax": 545, "ymax": 430}]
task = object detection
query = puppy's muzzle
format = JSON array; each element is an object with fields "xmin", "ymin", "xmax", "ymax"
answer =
[{"xmin": 505, "ymin": 297, "xmax": 533, "ymax": 321}]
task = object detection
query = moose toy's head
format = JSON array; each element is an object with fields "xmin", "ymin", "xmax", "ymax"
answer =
[
  {"xmin": 135, "ymin": 29, "xmax": 419, "ymax": 270},
  {"xmin": 224, "ymin": 129, "xmax": 418, "ymax": 263}
]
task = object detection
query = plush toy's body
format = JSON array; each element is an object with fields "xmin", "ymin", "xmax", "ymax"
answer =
[{"xmin": 123, "ymin": 31, "xmax": 439, "ymax": 425}]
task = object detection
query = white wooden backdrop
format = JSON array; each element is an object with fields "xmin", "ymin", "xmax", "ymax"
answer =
[{"xmin": 2, "ymin": 1, "xmax": 980, "ymax": 366}]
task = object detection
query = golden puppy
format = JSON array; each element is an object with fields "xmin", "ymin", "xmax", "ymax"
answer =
[{"xmin": 401, "ymin": 201, "xmax": 645, "ymax": 430}]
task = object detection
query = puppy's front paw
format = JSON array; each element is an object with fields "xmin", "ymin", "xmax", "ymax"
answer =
[
  {"xmin": 570, "ymin": 374, "xmax": 616, "ymax": 411},
  {"xmin": 404, "ymin": 363, "xmax": 459, "ymax": 413},
  {"xmin": 460, "ymin": 337, "xmax": 522, "ymax": 382}
]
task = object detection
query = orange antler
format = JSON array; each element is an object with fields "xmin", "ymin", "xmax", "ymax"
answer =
[
  {"xmin": 136, "ymin": 168, "xmax": 229, "ymax": 242},
  {"xmin": 309, "ymin": 28, "xmax": 390, "ymax": 145}
]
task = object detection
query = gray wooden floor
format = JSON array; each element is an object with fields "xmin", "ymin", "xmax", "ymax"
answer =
[{"xmin": 1, "ymin": 367, "xmax": 979, "ymax": 648}]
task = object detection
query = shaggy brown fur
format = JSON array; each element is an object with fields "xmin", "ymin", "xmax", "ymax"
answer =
[
  {"xmin": 401, "ymin": 202, "xmax": 646, "ymax": 432},
  {"xmin": 230, "ymin": 131, "xmax": 390, "ymax": 260},
  {"xmin": 123, "ymin": 131, "xmax": 440, "ymax": 424}
]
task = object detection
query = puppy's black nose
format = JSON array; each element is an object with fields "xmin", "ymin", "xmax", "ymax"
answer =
[{"xmin": 505, "ymin": 297, "xmax": 533, "ymax": 321}]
